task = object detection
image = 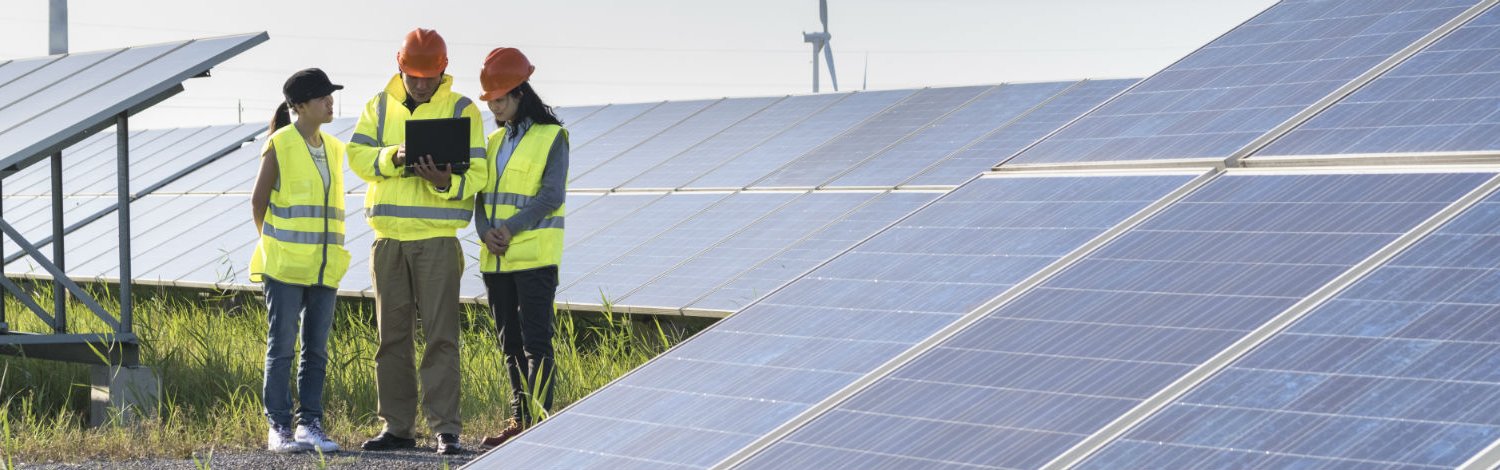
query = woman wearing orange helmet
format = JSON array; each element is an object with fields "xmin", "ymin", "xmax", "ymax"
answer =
[{"xmin": 470, "ymin": 47, "xmax": 570, "ymax": 449}]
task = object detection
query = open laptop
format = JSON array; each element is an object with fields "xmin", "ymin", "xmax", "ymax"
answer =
[{"xmin": 404, "ymin": 117, "xmax": 471, "ymax": 174}]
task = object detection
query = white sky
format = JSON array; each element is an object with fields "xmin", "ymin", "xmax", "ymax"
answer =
[{"xmin": 1, "ymin": 0, "xmax": 1277, "ymax": 130}]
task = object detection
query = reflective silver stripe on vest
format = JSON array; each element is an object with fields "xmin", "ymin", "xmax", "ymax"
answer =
[
  {"xmin": 453, "ymin": 97, "xmax": 472, "ymax": 119},
  {"xmin": 480, "ymin": 192, "xmax": 532, "ymax": 207},
  {"xmin": 534, "ymin": 216, "xmax": 565, "ymax": 230},
  {"xmin": 263, "ymin": 224, "xmax": 345, "ymax": 245},
  {"xmin": 367, "ymin": 204, "xmax": 473, "ymax": 221},
  {"xmin": 269, "ymin": 203, "xmax": 345, "ymax": 221},
  {"xmin": 373, "ymin": 92, "xmax": 389, "ymax": 177},
  {"xmin": 350, "ymin": 133, "xmax": 378, "ymax": 146},
  {"xmin": 469, "ymin": 147, "xmax": 485, "ymax": 159}
]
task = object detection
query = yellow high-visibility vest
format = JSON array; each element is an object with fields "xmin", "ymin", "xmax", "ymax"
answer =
[
  {"xmin": 347, "ymin": 73, "xmax": 488, "ymax": 241},
  {"xmin": 250, "ymin": 125, "xmax": 350, "ymax": 288},
  {"xmin": 477, "ymin": 124, "xmax": 565, "ymax": 273}
]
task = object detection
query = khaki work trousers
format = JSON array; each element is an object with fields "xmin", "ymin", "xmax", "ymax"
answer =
[{"xmin": 371, "ymin": 237, "xmax": 463, "ymax": 437}]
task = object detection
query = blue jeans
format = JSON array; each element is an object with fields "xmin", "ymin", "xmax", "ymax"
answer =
[{"xmin": 262, "ymin": 279, "xmax": 336, "ymax": 427}]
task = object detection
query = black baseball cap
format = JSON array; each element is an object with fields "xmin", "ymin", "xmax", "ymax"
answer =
[{"xmin": 283, "ymin": 68, "xmax": 344, "ymax": 104}]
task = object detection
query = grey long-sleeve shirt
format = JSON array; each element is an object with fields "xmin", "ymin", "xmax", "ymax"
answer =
[{"xmin": 481, "ymin": 121, "xmax": 569, "ymax": 235}]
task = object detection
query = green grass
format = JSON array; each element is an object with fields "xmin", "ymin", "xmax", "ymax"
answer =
[{"xmin": 0, "ymin": 282, "xmax": 689, "ymax": 464}]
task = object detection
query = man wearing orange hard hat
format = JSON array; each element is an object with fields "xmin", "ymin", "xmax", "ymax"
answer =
[
  {"xmin": 348, "ymin": 27, "xmax": 487, "ymax": 456},
  {"xmin": 469, "ymin": 47, "xmax": 571, "ymax": 449}
]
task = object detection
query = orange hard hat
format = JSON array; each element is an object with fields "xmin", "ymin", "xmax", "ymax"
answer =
[
  {"xmin": 397, "ymin": 28, "xmax": 448, "ymax": 78},
  {"xmin": 480, "ymin": 47, "xmax": 535, "ymax": 101}
]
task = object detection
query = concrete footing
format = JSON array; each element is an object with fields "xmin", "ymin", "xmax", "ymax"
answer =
[{"xmin": 89, "ymin": 365, "xmax": 158, "ymax": 427}]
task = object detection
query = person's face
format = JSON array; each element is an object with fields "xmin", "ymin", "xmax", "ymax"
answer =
[
  {"xmin": 403, "ymin": 73, "xmax": 441, "ymax": 104},
  {"xmin": 294, "ymin": 95, "xmax": 335, "ymax": 124},
  {"xmin": 488, "ymin": 91, "xmax": 520, "ymax": 123}
]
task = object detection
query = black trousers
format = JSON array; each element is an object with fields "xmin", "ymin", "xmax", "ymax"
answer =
[{"xmin": 483, "ymin": 266, "xmax": 558, "ymax": 425}]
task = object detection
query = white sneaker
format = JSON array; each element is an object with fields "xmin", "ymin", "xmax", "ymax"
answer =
[
  {"xmin": 268, "ymin": 423, "xmax": 311, "ymax": 453},
  {"xmin": 295, "ymin": 419, "xmax": 341, "ymax": 453}
]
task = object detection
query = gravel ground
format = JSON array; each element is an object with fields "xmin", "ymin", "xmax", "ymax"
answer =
[{"xmin": 17, "ymin": 445, "xmax": 486, "ymax": 469}]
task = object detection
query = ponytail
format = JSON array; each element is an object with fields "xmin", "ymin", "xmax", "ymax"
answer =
[{"xmin": 270, "ymin": 102, "xmax": 292, "ymax": 134}]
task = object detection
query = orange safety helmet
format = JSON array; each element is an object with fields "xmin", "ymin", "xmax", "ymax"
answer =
[
  {"xmin": 480, "ymin": 47, "xmax": 535, "ymax": 101},
  {"xmin": 397, "ymin": 28, "xmax": 449, "ymax": 78}
]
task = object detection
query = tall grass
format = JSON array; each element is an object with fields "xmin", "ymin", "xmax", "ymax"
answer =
[{"xmin": 0, "ymin": 282, "xmax": 690, "ymax": 463}]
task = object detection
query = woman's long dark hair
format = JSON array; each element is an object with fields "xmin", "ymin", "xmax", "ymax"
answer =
[
  {"xmin": 269, "ymin": 102, "xmax": 292, "ymax": 134},
  {"xmin": 507, "ymin": 81, "xmax": 562, "ymax": 126}
]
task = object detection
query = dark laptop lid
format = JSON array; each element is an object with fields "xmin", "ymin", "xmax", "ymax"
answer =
[{"xmin": 404, "ymin": 117, "xmax": 471, "ymax": 174}]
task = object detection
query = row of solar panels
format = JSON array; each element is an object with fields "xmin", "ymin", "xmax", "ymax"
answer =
[
  {"xmin": 482, "ymin": 166, "xmax": 1500, "ymax": 469},
  {"xmin": 474, "ymin": 0, "xmax": 1500, "ymax": 468}
]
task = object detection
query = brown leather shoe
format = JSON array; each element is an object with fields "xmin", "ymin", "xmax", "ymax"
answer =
[{"xmin": 480, "ymin": 418, "xmax": 526, "ymax": 448}]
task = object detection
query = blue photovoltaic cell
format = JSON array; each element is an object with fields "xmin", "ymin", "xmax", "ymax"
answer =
[
  {"xmin": 556, "ymin": 192, "xmax": 729, "ymax": 307},
  {"xmin": 908, "ymin": 79, "xmax": 1137, "ymax": 186},
  {"xmin": 754, "ymin": 86, "xmax": 990, "ymax": 189},
  {"xmin": 473, "ymin": 173, "xmax": 1196, "ymax": 469},
  {"xmin": 624, "ymin": 93, "xmax": 846, "ymax": 190},
  {"xmin": 559, "ymin": 193, "xmax": 665, "ymax": 250},
  {"xmin": 568, "ymin": 100, "xmax": 717, "ymax": 178},
  {"xmin": 686, "ymin": 191, "xmax": 938, "ymax": 313},
  {"xmin": 1010, "ymin": 1, "xmax": 1481, "ymax": 164},
  {"xmin": 739, "ymin": 172, "xmax": 1493, "ymax": 470},
  {"xmin": 1257, "ymin": 5, "xmax": 1500, "ymax": 157},
  {"xmin": 562, "ymin": 102, "xmax": 658, "ymax": 149},
  {"xmin": 618, "ymin": 191, "xmax": 879, "ymax": 310},
  {"xmin": 1083, "ymin": 188, "xmax": 1500, "ymax": 469},
  {"xmin": 570, "ymin": 97, "xmax": 780, "ymax": 190},
  {"xmin": 828, "ymin": 82, "xmax": 1076, "ymax": 188},
  {"xmin": 559, "ymin": 192, "xmax": 800, "ymax": 307},
  {"xmin": 684, "ymin": 89, "xmax": 913, "ymax": 190},
  {"xmin": 2, "ymin": 195, "xmax": 116, "ymax": 266}
]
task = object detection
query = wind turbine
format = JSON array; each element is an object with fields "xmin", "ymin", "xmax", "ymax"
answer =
[{"xmin": 803, "ymin": 0, "xmax": 838, "ymax": 93}]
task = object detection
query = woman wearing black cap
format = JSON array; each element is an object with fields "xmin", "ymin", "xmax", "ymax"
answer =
[{"xmin": 249, "ymin": 68, "xmax": 349, "ymax": 454}]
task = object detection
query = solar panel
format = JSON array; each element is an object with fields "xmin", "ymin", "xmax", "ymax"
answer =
[
  {"xmin": 569, "ymin": 99, "xmax": 722, "ymax": 180},
  {"xmin": 686, "ymin": 191, "xmax": 938, "ymax": 313},
  {"xmin": 754, "ymin": 86, "xmax": 991, "ymax": 189},
  {"xmin": 563, "ymin": 102, "xmax": 659, "ymax": 149},
  {"xmin": 907, "ymin": 79, "xmax": 1137, "ymax": 186},
  {"xmin": 684, "ymin": 89, "xmax": 913, "ymax": 190},
  {"xmin": 735, "ymin": 171, "xmax": 1493, "ymax": 470},
  {"xmin": 160, "ymin": 118, "xmax": 354, "ymax": 194},
  {"xmin": 0, "ymin": 56, "xmax": 62, "ymax": 87},
  {"xmin": 1081, "ymin": 184, "xmax": 1500, "ymax": 469},
  {"xmin": 68, "ymin": 194, "xmax": 241, "ymax": 281},
  {"xmin": 75, "ymin": 124, "xmax": 258, "ymax": 196},
  {"xmin": 619, "ymin": 191, "xmax": 880, "ymax": 311},
  {"xmin": 2, "ymin": 195, "xmax": 116, "ymax": 265},
  {"xmin": 7, "ymin": 129, "xmax": 159, "ymax": 196},
  {"xmin": 1256, "ymin": 4, "xmax": 1500, "ymax": 158},
  {"xmin": 570, "ymin": 97, "xmax": 781, "ymax": 190},
  {"xmin": 827, "ymin": 82, "xmax": 1077, "ymax": 188},
  {"xmin": 554, "ymin": 105, "xmax": 605, "ymax": 127},
  {"xmin": 559, "ymin": 192, "xmax": 801, "ymax": 311},
  {"xmin": 3, "ymin": 130, "xmax": 119, "ymax": 196},
  {"xmin": 623, "ymin": 94, "xmax": 846, "ymax": 190},
  {"xmin": 556, "ymin": 192, "xmax": 731, "ymax": 308},
  {"xmin": 476, "ymin": 172, "xmax": 1198, "ymax": 468},
  {"xmin": 0, "ymin": 33, "xmax": 268, "ymax": 174},
  {"xmin": 1008, "ymin": 1, "xmax": 1483, "ymax": 165}
]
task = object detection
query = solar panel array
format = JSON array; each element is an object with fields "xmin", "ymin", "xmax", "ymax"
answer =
[
  {"xmin": 464, "ymin": 0, "xmax": 1500, "ymax": 468},
  {"xmin": 8, "ymin": 78, "xmax": 1110, "ymax": 317}
]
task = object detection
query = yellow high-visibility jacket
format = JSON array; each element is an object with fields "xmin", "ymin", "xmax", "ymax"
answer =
[
  {"xmin": 347, "ymin": 73, "xmax": 487, "ymax": 241},
  {"xmin": 250, "ymin": 125, "xmax": 350, "ymax": 288},
  {"xmin": 477, "ymin": 124, "xmax": 566, "ymax": 273}
]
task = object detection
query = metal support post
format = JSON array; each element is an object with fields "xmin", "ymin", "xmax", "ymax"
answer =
[{"xmin": 116, "ymin": 115, "xmax": 131, "ymax": 334}]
